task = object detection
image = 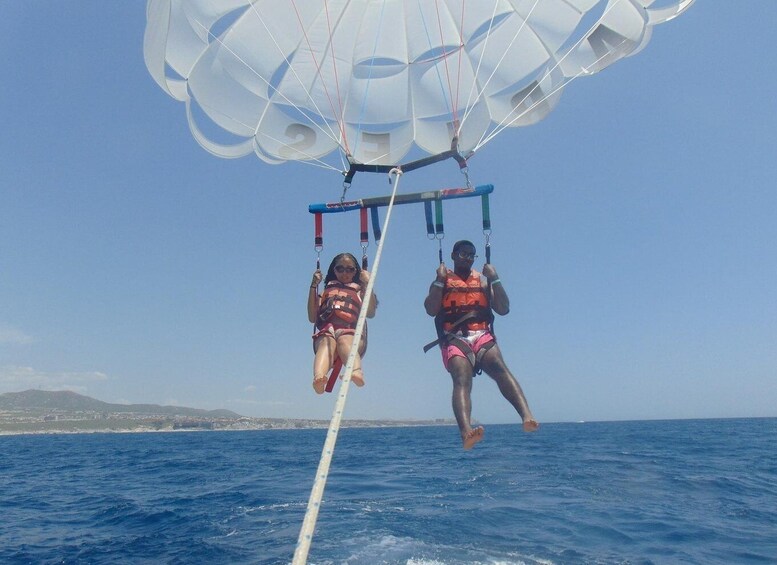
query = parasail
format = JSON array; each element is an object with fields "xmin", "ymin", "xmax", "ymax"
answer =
[
  {"xmin": 144, "ymin": 0, "xmax": 695, "ymax": 177},
  {"xmin": 143, "ymin": 4, "xmax": 697, "ymax": 563}
]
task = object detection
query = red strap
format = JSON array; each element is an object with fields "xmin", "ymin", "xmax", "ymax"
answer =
[
  {"xmin": 314, "ymin": 212, "xmax": 323, "ymax": 247},
  {"xmin": 360, "ymin": 207, "xmax": 368, "ymax": 245},
  {"xmin": 325, "ymin": 357, "xmax": 342, "ymax": 393}
]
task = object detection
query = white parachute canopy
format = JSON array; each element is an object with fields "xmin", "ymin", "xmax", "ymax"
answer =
[{"xmin": 144, "ymin": 0, "xmax": 694, "ymax": 171}]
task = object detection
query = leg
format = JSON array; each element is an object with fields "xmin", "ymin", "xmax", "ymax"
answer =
[
  {"xmin": 448, "ymin": 356, "xmax": 484, "ymax": 449},
  {"xmin": 336, "ymin": 334, "xmax": 365, "ymax": 387},
  {"xmin": 313, "ymin": 334, "xmax": 336, "ymax": 394},
  {"xmin": 480, "ymin": 345, "xmax": 539, "ymax": 432}
]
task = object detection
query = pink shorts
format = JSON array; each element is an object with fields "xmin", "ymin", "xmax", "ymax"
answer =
[{"xmin": 440, "ymin": 330, "xmax": 495, "ymax": 370}]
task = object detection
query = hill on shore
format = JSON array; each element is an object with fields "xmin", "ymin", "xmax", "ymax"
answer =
[
  {"xmin": 0, "ymin": 390, "xmax": 455, "ymax": 435},
  {"xmin": 0, "ymin": 389, "xmax": 240, "ymax": 419}
]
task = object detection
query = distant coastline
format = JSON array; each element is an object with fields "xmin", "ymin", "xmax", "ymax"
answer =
[
  {"xmin": 0, "ymin": 415, "xmax": 457, "ymax": 436},
  {"xmin": 0, "ymin": 389, "xmax": 455, "ymax": 436}
]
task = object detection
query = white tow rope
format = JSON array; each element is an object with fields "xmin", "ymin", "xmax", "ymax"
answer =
[{"xmin": 292, "ymin": 169, "xmax": 404, "ymax": 564}]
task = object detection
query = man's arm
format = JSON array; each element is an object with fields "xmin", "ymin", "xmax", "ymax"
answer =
[
  {"xmin": 424, "ymin": 263, "xmax": 448, "ymax": 316},
  {"xmin": 483, "ymin": 263, "xmax": 509, "ymax": 315}
]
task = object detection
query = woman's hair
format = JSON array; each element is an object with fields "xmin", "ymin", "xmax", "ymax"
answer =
[{"xmin": 324, "ymin": 252, "xmax": 361, "ymax": 285}]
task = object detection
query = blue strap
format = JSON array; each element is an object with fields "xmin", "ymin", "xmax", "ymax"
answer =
[
  {"xmin": 370, "ymin": 206, "xmax": 382, "ymax": 241},
  {"xmin": 424, "ymin": 201, "xmax": 434, "ymax": 236}
]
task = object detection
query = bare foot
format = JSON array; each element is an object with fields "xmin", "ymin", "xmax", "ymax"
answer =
[
  {"xmin": 462, "ymin": 426, "xmax": 484, "ymax": 450},
  {"xmin": 312, "ymin": 377, "xmax": 327, "ymax": 395},
  {"xmin": 523, "ymin": 419, "xmax": 539, "ymax": 432},
  {"xmin": 351, "ymin": 369, "xmax": 365, "ymax": 387}
]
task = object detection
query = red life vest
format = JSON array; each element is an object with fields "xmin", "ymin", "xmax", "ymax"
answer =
[
  {"xmin": 438, "ymin": 269, "xmax": 492, "ymax": 332},
  {"xmin": 316, "ymin": 281, "xmax": 363, "ymax": 329}
]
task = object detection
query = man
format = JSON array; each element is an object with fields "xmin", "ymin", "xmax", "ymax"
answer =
[{"xmin": 424, "ymin": 240, "xmax": 539, "ymax": 449}]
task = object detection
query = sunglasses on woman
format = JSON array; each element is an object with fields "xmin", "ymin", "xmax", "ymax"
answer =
[{"xmin": 335, "ymin": 266, "xmax": 356, "ymax": 273}]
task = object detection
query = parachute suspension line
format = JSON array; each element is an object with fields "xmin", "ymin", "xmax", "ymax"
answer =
[
  {"xmin": 293, "ymin": 169, "xmax": 405, "ymax": 565},
  {"xmin": 461, "ymin": 0, "xmax": 540, "ymax": 137},
  {"xmin": 186, "ymin": 23, "xmax": 344, "ymax": 163},
  {"xmin": 481, "ymin": 192, "xmax": 492, "ymax": 263},
  {"xmin": 474, "ymin": 0, "xmax": 629, "ymax": 152},
  {"xmin": 288, "ymin": 0, "xmax": 351, "ymax": 157},
  {"xmin": 455, "ymin": 0, "xmax": 466, "ymax": 116},
  {"xmin": 415, "ymin": 1, "xmax": 453, "ymax": 119},
  {"xmin": 433, "ymin": 0, "xmax": 460, "ymax": 126},
  {"xmin": 475, "ymin": 43, "xmax": 622, "ymax": 152},
  {"xmin": 459, "ymin": 0, "xmax": 505, "ymax": 130},
  {"xmin": 350, "ymin": 0, "xmax": 390, "ymax": 161},
  {"xmin": 251, "ymin": 128, "xmax": 341, "ymax": 173},
  {"xmin": 236, "ymin": 4, "xmax": 344, "ymax": 155},
  {"xmin": 321, "ymin": 0, "xmax": 349, "ymax": 152},
  {"xmin": 336, "ymin": 0, "xmax": 473, "ymax": 186}
]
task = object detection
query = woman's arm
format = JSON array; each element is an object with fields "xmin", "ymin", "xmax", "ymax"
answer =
[
  {"xmin": 360, "ymin": 270, "xmax": 378, "ymax": 318},
  {"xmin": 308, "ymin": 270, "xmax": 322, "ymax": 323}
]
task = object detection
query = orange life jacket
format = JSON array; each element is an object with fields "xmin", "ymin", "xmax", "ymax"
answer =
[
  {"xmin": 316, "ymin": 281, "xmax": 362, "ymax": 329},
  {"xmin": 437, "ymin": 269, "xmax": 492, "ymax": 333}
]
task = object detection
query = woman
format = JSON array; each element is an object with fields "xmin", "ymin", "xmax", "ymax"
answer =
[{"xmin": 308, "ymin": 253, "xmax": 378, "ymax": 394}]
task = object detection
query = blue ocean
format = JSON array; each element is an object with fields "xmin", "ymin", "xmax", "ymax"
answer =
[{"xmin": 1, "ymin": 418, "xmax": 775, "ymax": 564}]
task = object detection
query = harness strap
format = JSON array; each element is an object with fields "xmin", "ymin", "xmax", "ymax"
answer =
[
  {"xmin": 423, "ymin": 325, "xmax": 496, "ymax": 374},
  {"xmin": 422, "ymin": 311, "xmax": 478, "ymax": 352},
  {"xmin": 424, "ymin": 304, "xmax": 497, "ymax": 374},
  {"xmin": 437, "ymin": 305, "xmax": 492, "ymax": 325},
  {"xmin": 445, "ymin": 334, "xmax": 496, "ymax": 375}
]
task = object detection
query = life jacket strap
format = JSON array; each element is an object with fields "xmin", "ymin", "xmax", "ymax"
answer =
[{"xmin": 317, "ymin": 287, "xmax": 362, "ymax": 328}]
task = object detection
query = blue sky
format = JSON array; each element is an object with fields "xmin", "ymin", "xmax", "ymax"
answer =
[{"xmin": 2, "ymin": 2, "xmax": 775, "ymax": 424}]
